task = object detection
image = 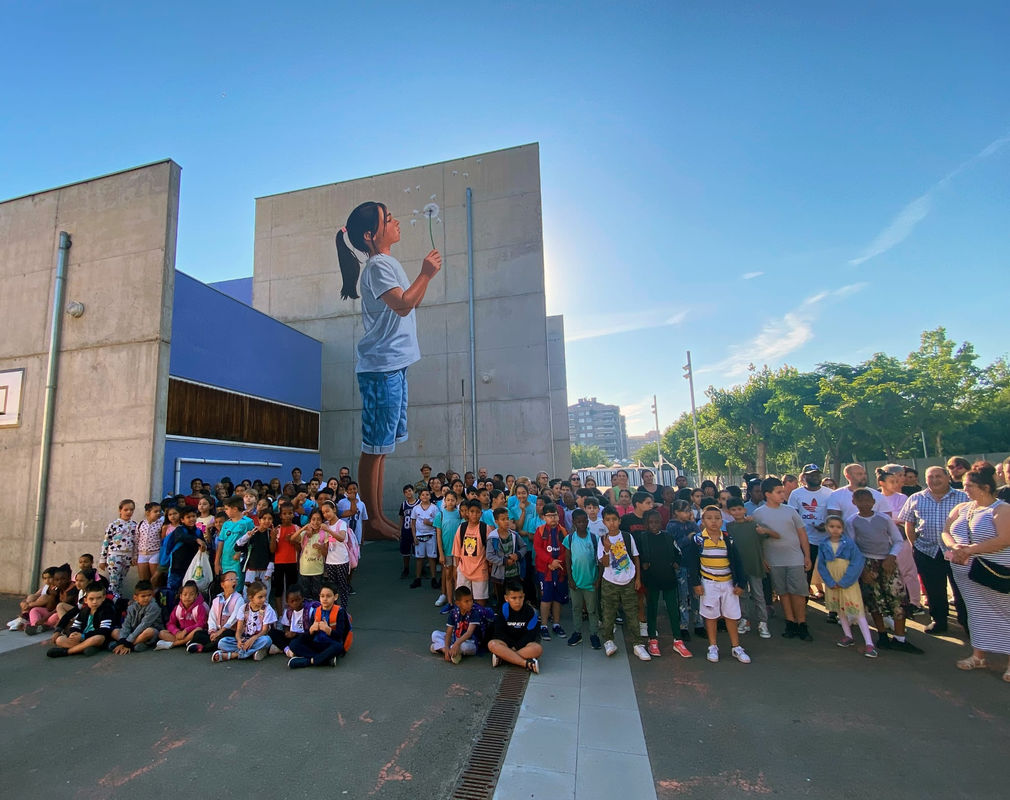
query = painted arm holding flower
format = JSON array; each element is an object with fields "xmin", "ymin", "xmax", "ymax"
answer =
[{"xmin": 379, "ymin": 250, "xmax": 442, "ymax": 316}]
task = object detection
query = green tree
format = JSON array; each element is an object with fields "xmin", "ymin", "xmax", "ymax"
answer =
[{"xmin": 570, "ymin": 444, "xmax": 608, "ymax": 468}]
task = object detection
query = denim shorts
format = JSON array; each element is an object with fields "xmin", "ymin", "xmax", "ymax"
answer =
[{"xmin": 357, "ymin": 368, "xmax": 408, "ymax": 455}]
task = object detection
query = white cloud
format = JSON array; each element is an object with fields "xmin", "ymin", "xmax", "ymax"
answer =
[
  {"xmin": 849, "ymin": 132, "xmax": 1010, "ymax": 266},
  {"xmin": 700, "ymin": 283, "xmax": 869, "ymax": 377},
  {"xmin": 621, "ymin": 398, "xmax": 654, "ymax": 432},
  {"xmin": 565, "ymin": 307, "xmax": 688, "ymax": 343},
  {"xmin": 742, "ymin": 271, "xmax": 764, "ymax": 280}
]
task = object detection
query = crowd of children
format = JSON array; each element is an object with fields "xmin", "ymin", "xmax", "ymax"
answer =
[{"xmin": 13, "ymin": 462, "xmax": 943, "ymax": 674}]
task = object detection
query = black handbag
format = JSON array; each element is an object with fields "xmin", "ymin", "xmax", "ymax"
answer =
[{"xmin": 969, "ymin": 556, "xmax": 1010, "ymax": 594}]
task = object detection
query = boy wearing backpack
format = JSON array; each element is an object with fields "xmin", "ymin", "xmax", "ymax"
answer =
[
  {"xmin": 487, "ymin": 507, "xmax": 528, "ymax": 605},
  {"xmin": 452, "ymin": 500, "xmax": 490, "ymax": 606},
  {"xmin": 287, "ymin": 583, "xmax": 352, "ymax": 668},
  {"xmin": 534, "ymin": 503, "xmax": 569, "ymax": 641},
  {"xmin": 562, "ymin": 509, "xmax": 601, "ymax": 649},
  {"xmin": 598, "ymin": 505, "xmax": 651, "ymax": 661}
]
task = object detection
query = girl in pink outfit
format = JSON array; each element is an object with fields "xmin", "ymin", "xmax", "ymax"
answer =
[{"xmin": 156, "ymin": 581, "xmax": 211, "ymax": 652}]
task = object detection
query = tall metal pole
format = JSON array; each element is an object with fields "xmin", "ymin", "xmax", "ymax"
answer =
[
  {"xmin": 31, "ymin": 232, "xmax": 72, "ymax": 590},
  {"xmin": 466, "ymin": 187, "xmax": 478, "ymax": 474},
  {"xmin": 651, "ymin": 394, "xmax": 664, "ymax": 476},
  {"xmin": 684, "ymin": 351, "xmax": 703, "ymax": 485}
]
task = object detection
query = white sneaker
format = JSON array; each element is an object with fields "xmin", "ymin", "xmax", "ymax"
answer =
[
  {"xmin": 639, "ymin": 621, "xmax": 648, "ymax": 637},
  {"xmin": 491, "ymin": 652, "xmax": 500, "ymax": 668},
  {"xmin": 434, "ymin": 594, "xmax": 447, "ymax": 607},
  {"xmin": 633, "ymin": 644, "xmax": 652, "ymax": 662},
  {"xmin": 737, "ymin": 620, "xmax": 750, "ymax": 635},
  {"xmin": 732, "ymin": 646, "xmax": 751, "ymax": 664},
  {"xmin": 430, "ymin": 643, "xmax": 441, "ymax": 654},
  {"xmin": 604, "ymin": 640, "xmax": 617, "ymax": 657},
  {"xmin": 154, "ymin": 640, "xmax": 174, "ymax": 650},
  {"xmin": 7, "ymin": 617, "xmax": 24, "ymax": 631},
  {"xmin": 253, "ymin": 648, "xmax": 267, "ymax": 661},
  {"xmin": 706, "ymin": 645, "xmax": 719, "ymax": 663},
  {"xmin": 758, "ymin": 622, "xmax": 771, "ymax": 638}
]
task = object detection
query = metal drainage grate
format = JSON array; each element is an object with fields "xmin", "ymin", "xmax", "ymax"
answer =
[{"xmin": 451, "ymin": 668, "xmax": 530, "ymax": 800}]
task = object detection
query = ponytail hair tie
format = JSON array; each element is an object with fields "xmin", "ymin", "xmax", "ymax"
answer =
[{"xmin": 341, "ymin": 228, "xmax": 367, "ymax": 265}]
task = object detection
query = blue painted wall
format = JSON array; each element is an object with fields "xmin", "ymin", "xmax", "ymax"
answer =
[
  {"xmin": 170, "ymin": 271, "xmax": 321, "ymax": 410},
  {"xmin": 163, "ymin": 438, "xmax": 321, "ymax": 499},
  {"xmin": 208, "ymin": 277, "xmax": 253, "ymax": 306}
]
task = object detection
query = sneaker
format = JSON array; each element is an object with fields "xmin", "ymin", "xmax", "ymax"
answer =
[
  {"xmin": 615, "ymin": 616, "xmax": 624, "ymax": 625},
  {"xmin": 269, "ymin": 644, "xmax": 283, "ymax": 655},
  {"xmin": 632, "ymin": 644, "xmax": 652, "ymax": 661},
  {"xmin": 526, "ymin": 657, "xmax": 539, "ymax": 674},
  {"xmin": 680, "ymin": 627, "xmax": 691, "ymax": 642},
  {"xmin": 430, "ymin": 577, "xmax": 440, "ymax": 589},
  {"xmin": 836, "ymin": 636, "xmax": 855, "ymax": 648},
  {"xmin": 434, "ymin": 594, "xmax": 447, "ymax": 607},
  {"xmin": 46, "ymin": 647, "xmax": 69, "ymax": 658},
  {"xmin": 672, "ymin": 639, "xmax": 693, "ymax": 658},
  {"xmin": 329, "ymin": 656, "xmax": 338, "ymax": 667},
  {"xmin": 491, "ymin": 652, "xmax": 501, "ymax": 668},
  {"xmin": 409, "ymin": 578, "xmax": 421, "ymax": 589},
  {"xmin": 288, "ymin": 656, "xmax": 310, "ymax": 669},
  {"xmin": 604, "ymin": 640, "xmax": 617, "ymax": 657},
  {"xmin": 731, "ymin": 646, "xmax": 751, "ymax": 664},
  {"xmin": 737, "ymin": 620, "xmax": 750, "ymax": 635},
  {"xmin": 7, "ymin": 617, "xmax": 24, "ymax": 630},
  {"xmin": 639, "ymin": 621, "xmax": 648, "ymax": 637},
  {"xmin": 253, "ymin": 648, "xmax": 267, "ymax": 661},
  {"xmin": 439, "ymin": 604, "xmax": 452, "ymax": 614},
  {"xmin": 923, "ymin": 621, "xmax": 949, "ymax": 635},
  {"xmin": 706, "ymin": 645, "xmax": 719, "ymax": 663},
  {"xmin": 284, "ymin": 647, "xmax": 295, "ymax": 658},
  {"xmin": 797, "ymin": 623, "xmax": 813, "ymax": 642},
  {"xmin": 647, "ymin": 638, "xmax": 661, "ymax": 657},
  {"xmin": 782, "ymin": 621, "xmax": 797, "ymax": 639},
  {"xmin": 25, "ymin": 623, "xmax": 46, "ymax": 636},
  {"xmin": 825, "ymin": 612, "xmax": 838, "ymax": 624},
  {"xmin": 82, "ymin": 646, "xmax": 99, "ymax": 657},
  {"xmin": 589, "ymin": 634, "xmax": 602, "ymax": 650},
  {"xmin": 186, "ymin": 643, "xmax": 203, "ymax": 654},
  {"xmin": 757, "ymin": 622, "xmax": 771, "ymax": 639},
  {"xmin": 553, "ymin": 623, "xmax": 566, "ymax": 638},
  {"xmin": 349, "ymin": 588, "xmax": 357, "ymax": 595},
  {"xmin": 540, "ymin": 625, "xmax": 551, "ymax": 641},
  {"xmin": 876, "ymin": 633, "xmax": 891, "ymax": 649},
  {"xmin": 430, "ymin": 643, "xmax": 441, "ymax": 655},
  {"xmin": 863, "ymin": 645, "xmax": 879, "ymax": 658},
  {"xmin": 211, "ymin": 650, "xmax": 228, "ymax": 662},
  {"xmin": 890, "ymin": 638, "xmax": 925, "ymax": 655},
  {"xmin": 133, "ymin": 643, "xmax": 150, "ymax": 653},
  {"xmin": 451, "ymin": 650, "xmax": 463, "ymax": 665},
  {"xmin": 155, "ymin": 640, "xmax": 174, "ymax": 651},
  {"xmin": 568, "ymin": 631, "xmax": 583, "ymax": 646}
]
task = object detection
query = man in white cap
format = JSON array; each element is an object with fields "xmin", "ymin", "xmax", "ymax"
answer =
[{"xmin": 788, "ymin": 465, "xmax": 836, "ymax": 617}]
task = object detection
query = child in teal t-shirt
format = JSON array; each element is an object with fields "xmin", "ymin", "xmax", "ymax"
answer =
[
  {"xmin": 217, "ymin": 499, "xmax": 255, "ymax": 593},
  {"xmin": 435, "ymin": 492, "xmax": 463, "ymax": 610},
  {"xmin": 562, "ymin": 509, "xmax": 600, "ymax": 648}
]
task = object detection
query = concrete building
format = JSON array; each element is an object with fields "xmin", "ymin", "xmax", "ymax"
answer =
[
  {"xmin": 252, "ymin": 143, "xmax": 570, "ymax": 515},
  {"xmin": 568, "ymin": 397, "xmax": 628, "ymax": 461},
  {"xmin": 627, "ymin": 430, "xmax": 660, "ymax": 457}
]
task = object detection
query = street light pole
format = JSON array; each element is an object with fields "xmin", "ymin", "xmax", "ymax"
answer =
[
  {"xmin": 683, "ymin": 351, "xmax": 703, "ymax": 485},
  {"xmin": 651, "ymin": 394, "xmax": 664, "ymax": 479}
]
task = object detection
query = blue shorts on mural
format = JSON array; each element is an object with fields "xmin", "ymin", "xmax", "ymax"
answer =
[
  {"xmin": 538, "ymin": 572, "xmax": 569, "ymax": 605},
  {"xmin": 358, "ymin": 368, "xmax": 408, "ymax": 455}
]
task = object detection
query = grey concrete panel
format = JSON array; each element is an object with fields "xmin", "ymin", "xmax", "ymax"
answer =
[
  {"xmin": 0, "ymin": 266, "xmax": 55, "ymax": 359},
  {"xmin": 0, "ymin": 192, "xmax": 59, "ymax": 277},
  {"xmin": 320, "ymin": 363, "xmax": 357, "ymax": 413},
  {"xmin": 443, "ymin": 191, "xmax": 545, "ymax": 260}
]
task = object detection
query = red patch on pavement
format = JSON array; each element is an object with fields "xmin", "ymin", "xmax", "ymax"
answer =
[{"xmin": 658, "ymin": 770, "xmax": 771, "ymax": 796}]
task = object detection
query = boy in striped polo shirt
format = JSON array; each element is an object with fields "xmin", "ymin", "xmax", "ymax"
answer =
[{"xmin": 684, "ymin": 506, "xmax": 752, "ymax": 664}]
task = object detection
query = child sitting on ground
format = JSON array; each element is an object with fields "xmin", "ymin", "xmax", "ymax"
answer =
[
  {"xmin": 817, "ymin": 515, "xmax": 876, "ymax": 657},
  {"xmin": 109, "ymin": 580, "xmax": 163, "ymax": 654},
  {"xmin": 207, "ymin": 571, "xmax": 246, "ymax": 651},
  {"xmin": 14, "ymin": 565, "xmax": 59, "ymax": 634},
  {"xmin": 431, "ymin": 585, "xmax": 482, "ymax": 663},
  {"xmin": 156, "ymin": 580, "xmax": 210, "ymax": 652},
  {"xmin": 287, "ymin": 583, "xmax": 351, "ymax": 668},
  {"xmin": 684, "ymin": 506, "xmax": 751, "ymax": 664},
  {"xmin": 487, "ymin": 579, "xmax": 543, "ymax": 674},
  {"xmin": 47, "ymin": 582, "xmax": 116, "ymax": 658},
  {"xmin": 271, "ymin": 585, "xmax": 316, "ymax": 656},
  {"xmin": 212, "ymin": 581, "xmax": 276, "ymax": 662}
]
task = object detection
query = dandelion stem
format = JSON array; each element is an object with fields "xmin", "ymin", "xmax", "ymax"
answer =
[{"xmin": 428, "ymin": 215, "xmax": 436, "ymax": 250}]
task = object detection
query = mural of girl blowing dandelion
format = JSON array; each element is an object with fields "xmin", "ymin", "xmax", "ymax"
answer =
[{"xmin": 336, "ymin": 202, "xmax": 442, "ymax": 540}]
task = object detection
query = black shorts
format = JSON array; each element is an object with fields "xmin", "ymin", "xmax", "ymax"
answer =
[
  {"xmin": 399, "ymin": 526, "xmax": 413, "ymax": 556},
  {"xmin": 272, "ymin": 563, "xmax": 300, "ymax": 597}
]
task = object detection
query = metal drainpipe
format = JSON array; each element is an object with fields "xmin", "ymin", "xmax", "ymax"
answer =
[
  {"xmin": 174, "ymin": 458, "xmax": 283, "ymax": 495},
  {"xmin": 466, "ymin": 187, "xmax": 478, "ymax": 474},
  {"xmin": 30, "ymin": 231, "xmax": 71, "ymax": 590}
]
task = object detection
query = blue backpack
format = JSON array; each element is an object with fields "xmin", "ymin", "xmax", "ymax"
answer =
[{"xmin": 471, "ymin": 604, "xmax": 496, "ymax": 651}]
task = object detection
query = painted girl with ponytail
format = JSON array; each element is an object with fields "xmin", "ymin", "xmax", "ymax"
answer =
[{"xmin": 336, "ymin": 202, "xmax": 442, "ymax": 540}]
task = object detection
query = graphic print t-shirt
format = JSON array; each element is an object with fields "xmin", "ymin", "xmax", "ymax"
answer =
[
  {"xmin": 597, "ymin": 532, "xmax": 639, "ymax": 585},
  {"xmin": 787, "ymin": 486, "xmax": 834, "ymax": 547}
]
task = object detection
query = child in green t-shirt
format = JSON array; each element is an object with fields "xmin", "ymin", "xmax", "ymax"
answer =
[{"xmin": 726, "ymin": 498, "xmax": 772, "ymax": 639}]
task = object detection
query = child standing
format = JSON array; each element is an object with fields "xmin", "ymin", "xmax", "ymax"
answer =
[
  {"xmin": 453, "ymin": 500, "xmax": 490, "ymax": 606},
  {"xmin": 598, "ymin": 506, "xmax": 650, "ymax": 661},
  {"xmin": 99, "ymin": 499, "xmax": 138, "ymax": 600},
  {"xmin": 217, "ymin": 497, "xmax": 254, "ymax": 594},
  {"xmin": 726, "ymin": 498, "xmax": 772, "ymax": 639},
  {"xmin": 287, "ymin": 583, "xmax": 351, "ymax": 668},
  {"xmin": 398, "ymin": 484, "xmax": 419, "ymax": 578},
  {"xmin": 684, "ymin": 506, "xmax": 752, "ymax": 664},
  {"xmin": 584, "ymin": 496, "xmax": 607, "ymax": 539},
  {"xmin": 109, "ymin": 580, "xmax": 163, "ymax": 654},
  {"xmin": 296, "ymin": 509, "xmax": 328, "ymax": 600},
  {"xmin": 665, "ymin": 500, "xmax": 701, "ymax": 639},
  {"xmin": 638, "ymin": 509, "xmax": 692, "ymax": 658},
  {"xmin": 237, "ymin": 508, "xmax": 276, "ymax": 598},
  {"xmin": 435, "ymin": 491, "xmax": 463, "ymax": 610},
  {"xmin": 136, "ymin": 502, "xmax": 163, "ymax": 582},
  {"xmin": 272, "ymin": 501, "xmax": 300, "ymax": 614},
  {"xmin": 487, "ymin": 580, "xmax": 543, "ymax": 674},
  {"xmin": 488, "ymin": 507, "xmax": 527, "ymax": 606},
  {"xmin": 562, "ymin": 509, "xmax": 601, "ymax": 649},
  {"xmin": 320, "ymin": 501, "xmax": 352, "ymax": 610},
  {"xmin": 156, "ymin": 581, "xmax": 210, "ymax": 651},
  {"xmin": 212, "ymin": 581, "xmax": 276, "ymax": 662},
  {"xmin": 410, "ymin": 488, "xmax": 440, "ymax": 590},
  {"xmin": 533, "ymin": 503, "xmax": 569, "ymax": 641},
  {"xmin": 817, "ymin": 515, "xmax": 876, "ymax": 657},
  {"xmin": 431, "ymin": 585, "xmax": 481, "ymax": 663},
  {"xmin": 165, "ymin": 506, "xmax": 208, "ymax": 593}
]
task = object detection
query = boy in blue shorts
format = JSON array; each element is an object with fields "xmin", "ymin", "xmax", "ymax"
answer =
[{"xmin": 533, "ymin": 503, "xmax": 568, "ymax": 641}]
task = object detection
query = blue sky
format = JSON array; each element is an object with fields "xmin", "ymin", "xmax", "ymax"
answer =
[{"xmin": 3, "ymin": 2, "xmax": 1008, "ymax": 435}]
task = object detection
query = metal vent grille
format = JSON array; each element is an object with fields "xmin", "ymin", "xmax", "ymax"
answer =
[{"xmin": 451, "ymin": 667, "xmax": 530, "ymax": 799}]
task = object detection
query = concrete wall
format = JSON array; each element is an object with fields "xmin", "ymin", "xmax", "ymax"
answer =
[
  {"xmin": 0, "ymin": 161, "xmax": 180, "ymax": 592},
  {"xmin": 252, "ymin": 144, "xmax": 570, "ymax": 517},
  {"xmin": 547, "ymin": 314, "xmax": 572, "ymax": 477}
]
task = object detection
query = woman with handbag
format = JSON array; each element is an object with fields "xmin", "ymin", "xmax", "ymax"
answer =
[{"xmin": 942, "ymin": 461, "xmax": 1010, "ymax": 681}]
